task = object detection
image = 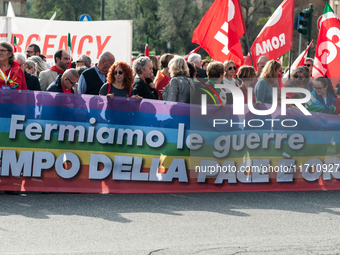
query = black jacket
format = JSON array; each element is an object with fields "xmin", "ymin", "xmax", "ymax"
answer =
[
  {"xmin": 46, "ymin": 74, "xmax": 74, "ymax": 93},
  {"xmin": 25, "ymin": 71, "xmax": 41, "ymax": 91},
  {"xmin": 132, "ymin": 77, "xmax": 158, "ymax": 99}
]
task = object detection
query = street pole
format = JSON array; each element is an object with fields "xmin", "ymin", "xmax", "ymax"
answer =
[
  {"xmin": 307, "ymin": 4, "xmax": 313, "ymax": 57},
  {"xmin": 298, "ymin": 34, "xmax": 302, "ymax": 55},
  {"xmin": 101, "ymin": 0, "xmax": 105, "ymax": 20}
]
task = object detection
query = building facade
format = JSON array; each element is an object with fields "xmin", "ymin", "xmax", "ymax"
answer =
[{"xmin": 0, "ymin": 0, "xmax": 26, "ymax": 17}]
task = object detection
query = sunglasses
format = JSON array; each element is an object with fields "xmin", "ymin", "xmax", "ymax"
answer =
[
  {"xmin": 293, "ymin": 75, "xmax": 305, "ymax": 81},
  {"xmin": 66, "ymin": 77, "xmax": 76, "ymax": 86},
  {"xmin": 314, "ymin": 87, "xmax": 325, "ymax": 90},
  {"xmin": 228, "ymin": 66, "xmax": 236, "ymax": 71},
  {"xmin": 114, "ymin": 71, "xmax": 123, "ymax": 75},
  {"xmin": 304, "ymin": 64, "xmax": 312, "ymax": 67}
]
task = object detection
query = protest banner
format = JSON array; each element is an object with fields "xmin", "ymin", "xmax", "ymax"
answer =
[
  {"xmin": 1, "ymin": 89, "xmax": 340, "ymax": 193},
  {"xmin": 0, "ymin": 17, "xmax": 132, "ymax": 64}
]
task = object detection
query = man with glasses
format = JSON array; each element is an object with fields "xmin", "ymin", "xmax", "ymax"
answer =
[
  {"xmin": 46, "ymin": 68, "xmax": 79, "ymax": 93},
  {"xmin": 76, "ymin": 54, "xmax": 92, "ymax": 69},
  {"xmin": 304, "ymin": 57, "xmax": 313, "ymax": 77},
  {"xmin": 25, "ymin": 44, "xmax": 40, "ymax": 58},
  {"xmin": 39, "ymin": 49, "xmax": 70, "ymax": 91}
]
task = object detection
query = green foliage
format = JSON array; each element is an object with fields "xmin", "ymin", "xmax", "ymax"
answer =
[{"xmin": 27, "ymin": 0, "xmax": 100, "ymax": 21}]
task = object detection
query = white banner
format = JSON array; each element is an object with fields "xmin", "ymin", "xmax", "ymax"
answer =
[{"xmin": 0, "ymin": 17, "xmax": 132, "ymax": 65}]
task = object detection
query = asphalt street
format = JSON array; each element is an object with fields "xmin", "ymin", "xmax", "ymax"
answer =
[{"xmin": 1, "ymin": 190, "xmax": 340, "ymax": 255}]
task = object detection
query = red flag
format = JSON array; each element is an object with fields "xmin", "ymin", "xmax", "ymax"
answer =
[
  {"xmin": 184, "ymin": 46, "xmax": 201, "ymax": 61},
  {"xmin": 283, "ymin": 40, "xmax": 313, "ymax": 79},
  {"xmin": 312, "ymin": 2, "xmax": 340, "ymax": 79},
  {"xmin": 145, "ymin": 35, "xmax": 149, "ymax": 57},
  {"xmin": 244, "ymin": 0, "xmax": 295, "ymax": 70},
  {"xmin": 192, "ymin": 0, "xmax": 245, "ymax": 63}
]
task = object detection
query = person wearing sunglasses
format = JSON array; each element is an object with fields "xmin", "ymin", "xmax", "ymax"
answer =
[
  {"xmin": 304, "ymin": 57, "xmax": 313, "ymax": 77},
  {"xmin": 46, "ymin": 68, "xmax": 79, "ymax": 93},
  {"xmin": 286, "ymin": 66, "xmax": 313, "ymax": 100},
  {"xmin": 222, "ymin": 60, "xmax": 238, "ymax": 87},
  {"xmin": 254, "ymin": 59, "xmax": 281, "ymax": 104},
  {"xmin": 306, "ymin": 77, "xmax": 336, "ymax": 114},
  {"xmin": 99, "ymin": 62, "xmax": 141, "ymax": 99}
]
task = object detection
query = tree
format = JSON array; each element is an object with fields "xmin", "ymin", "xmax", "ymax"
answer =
[
  {"xmin": 27, "ymin": 0, "xmax": 100, "ymax": 21},
  {"xmin": 157, "ymin": 0, "xmax": 201, "ymax": 54},
  {"xmin": 240, "ymin": 0, "xmax": 274, "ymax": 55}
]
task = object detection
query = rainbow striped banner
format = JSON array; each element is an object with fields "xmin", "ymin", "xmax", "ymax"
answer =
[{"xmin": 1, "ymin": 90, "xmax": 340, "ymax": 193}]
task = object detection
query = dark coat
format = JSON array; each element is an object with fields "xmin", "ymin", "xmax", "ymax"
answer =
[
  {"xmin": 25, "ymin": 71, "xmax": 41, "ymax": 91},
  {"xmin": 46, "ymin": 74, "xmax": 74, "ymax": 93},
  {"xmin": 132, "ymin": 77, "xmax": 158, "ymax": 99}
]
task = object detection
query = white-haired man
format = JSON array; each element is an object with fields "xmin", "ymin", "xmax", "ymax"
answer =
[
  {"xmin": 14, "ymin": 52, "xmax": 41, "ymax": 91},
  {"xmin": 188, "ymin": 53, "xmax": 207, "ymax": 79}
]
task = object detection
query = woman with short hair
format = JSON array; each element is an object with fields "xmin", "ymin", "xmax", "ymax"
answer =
[
  {"xmin": 286, "ymin": 66, "xmax": 313, "ymax": 97},
  {"xmin": 254, "ymin": 60, "xmax": 281, "ymax": 104},
  {"xmin": 25, "ymin": 60, "xmax": 36, "ymax": 76},
  {"xmin": 132, "ymin": 57, "xmax": 158, "ymax": 99},
  {"xmin": 223, "ymin": 60, "xmax": 237, "ymax": 87},
  {"xmin": 161, "ymin": 57, "xmax": 195, "ymax": 103}
]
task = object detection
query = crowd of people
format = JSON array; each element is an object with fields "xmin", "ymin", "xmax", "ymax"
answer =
[{"xmin": 0, "ymin": 40, "xmax": 339, "ymax": 115}]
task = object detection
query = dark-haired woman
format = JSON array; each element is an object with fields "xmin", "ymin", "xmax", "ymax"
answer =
[{"xmin": 306, "ymin": 77, "xmax": 336, "ymax": 114}]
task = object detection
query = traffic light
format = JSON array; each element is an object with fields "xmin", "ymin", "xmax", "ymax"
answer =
[{"xmin": 298, "ymin": 9, "xmax": 310, "ymax": 38}]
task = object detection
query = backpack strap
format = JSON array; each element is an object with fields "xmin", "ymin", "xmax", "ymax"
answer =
[{"xmin": 107, "ymin": 83, "xmax": 112, "ymax": 95}]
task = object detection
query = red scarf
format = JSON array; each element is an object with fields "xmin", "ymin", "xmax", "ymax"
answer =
[
  {"xmin": 50, "ymin": 66, "xmax": 64, "ymax": 74},
  {"xmin": 62, "ymin": 85, "xmax": 71, "ymax": 93}
]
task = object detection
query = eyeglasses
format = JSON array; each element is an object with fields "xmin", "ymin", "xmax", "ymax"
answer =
[
  {"xmin": 0, "ymin": 49, "xmax": 9, "ymax": 53},
  {"xmin": 66, "ymin": 77, "xmax": 77, "ymax": 86},
  {"xmin": 293, "ymin": 75, "xmax": 305, "ymax": 81},
  {"xmin": 228, "ymin": 66, "xmax": 236, "ymax": 71},
  {"xmin": 25, "ymin": 50, "xmax": 35, "ymax": 55},
  {"xmin": 76, "ymin": 60, "xmax": 84, "ymax": 63},
  {"xmin": 304, "ymin": 64, "xmax": 312, "ymax": 67},
  {"xmin": 114, "ymin": 71, "xmax": 123, "ymax": 75},
  {"xmin": 314, "ymin": 87, "xmax": 326, "ymax": 90}
]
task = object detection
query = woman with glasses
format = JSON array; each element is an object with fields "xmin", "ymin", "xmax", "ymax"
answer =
[
  {"xmin": 0, "ymin": 41, "xmax": 26, "ymax": 90},
  {"xmin": 222, "ymin": 60, "xmax": 237, "ymax": 87},
  {"xmin": 99, "ymin": 62, "xmax": 141, "ymax": 99},
  {"xmin": 306, "ymin": 77, "xmax": 336, "ymax": 114},
  {"xmin": 254, "ymin": 60, "xmax": 281, "ymax": 104}
]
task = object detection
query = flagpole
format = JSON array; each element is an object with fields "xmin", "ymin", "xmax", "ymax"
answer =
[
  {"xmin": 245, "ymin": 33, "xmax": 254, "ymax": 67},
  {"xmin": 288, "ymin": 49, "xmax": 292, "ymax": 78}
]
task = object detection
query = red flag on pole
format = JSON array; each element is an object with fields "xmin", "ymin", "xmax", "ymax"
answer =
[
  {"xmin": 184, "ymin": 46, "xmax": 201, "ymax": 61},
  {"xmin": 244, "ymin": 0, "xmax": 295, "ymax": 70},
  {"xmin": 192, "ymin": 0, "xmax": 245, "ymax": 64},
  {"xmin": 283, "ymin": 40, "xmax": 314, "ymax": 79},
  {"xmin": 312, "ymin": 2, "xmax": 340, "ymax": 79},
  {"xmin": 145, "ymin": 35, "xmax": 149, "ymax": 57}
]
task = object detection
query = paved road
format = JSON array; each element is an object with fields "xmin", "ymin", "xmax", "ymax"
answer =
[{"xmin": 1, "ymin": 191, "xmax": 340, "ymax": 254}]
